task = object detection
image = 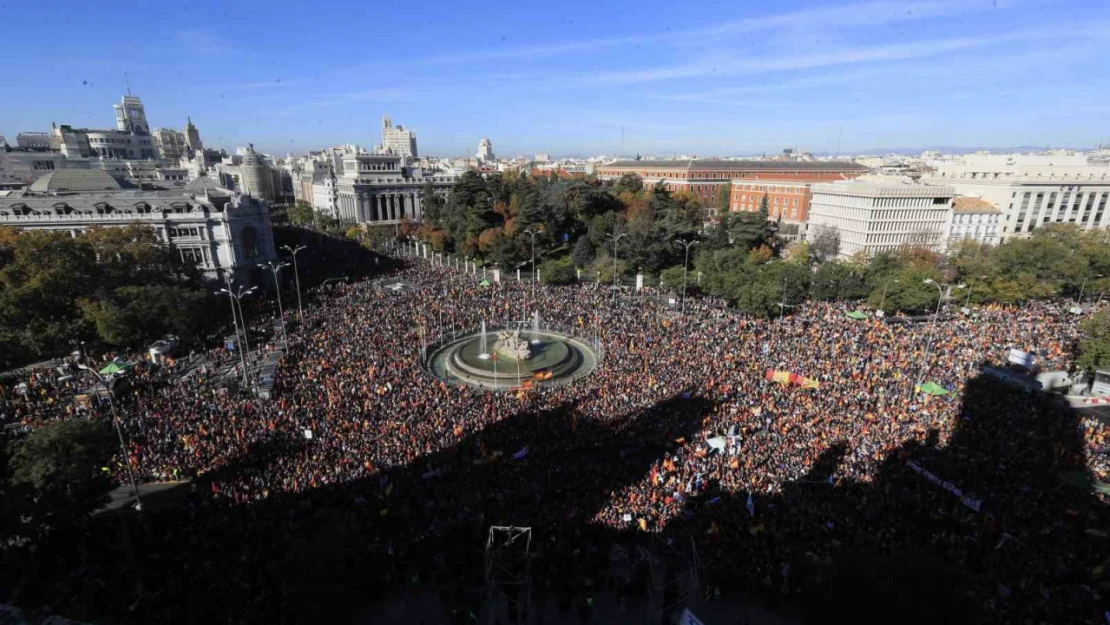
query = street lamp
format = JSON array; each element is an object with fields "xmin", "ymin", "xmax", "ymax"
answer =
[
  {"xmin": 77, "ymin": 364, "xmax": 142, "ymax": 513},
  {"xmin": 218, "ymin": 285, "xmax": 258, "ymax": 386},
  {"xmin": 675, "ymin": 238, "xmax": 698, "ymax": 315},
  {"xmin": 319, "ymin": 276, "xmax": 348, "ymax": 312},
  {"xmin": 606, "ymin": 232, "xmax": 628, "ymax": 303},
  {"xmin": 914, "ymin": 279, "xmax": 965, "ymax": 395},
  {"xmin": 522, "ymin": 229, "xmax": 539, "ymax": 312},
  {"xmin": 879, "ymin": 279, "xmax": 899, "ymax": 313},
  {"xmin": 258, "ymin": 261, "xmax": 291, "ymax": 342},
  {"xmin": 281, "ymin": 244, "xmax": 307, "ymax": 321},
  {"xmin": 1078, "ymin": 274, "xmax": 1104, "ymax": 307}
]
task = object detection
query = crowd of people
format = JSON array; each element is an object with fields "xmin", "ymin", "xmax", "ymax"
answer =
[{"xmin": 2, "ymin": 253, "xmax": 1109, "ymax": 623}]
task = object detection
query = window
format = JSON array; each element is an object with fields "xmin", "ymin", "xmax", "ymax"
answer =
[
  {"xmin": 240, "ymin": 226, "xmax": 260, "ymax": 258},
  {"xmin": 180, "ymin": 248, "xmax": 204, "ymax": 265}
]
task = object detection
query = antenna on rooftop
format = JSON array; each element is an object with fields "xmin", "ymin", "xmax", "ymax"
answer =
[
  {"xmin": 125, "ymin": 72, "xmax": 132, "ymax": 96},
  {"xmin": 835, "ymin": 126, "xmax": 843, "ymax": 158}
]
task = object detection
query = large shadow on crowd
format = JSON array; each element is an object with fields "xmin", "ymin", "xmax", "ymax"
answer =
[{"xmin": 12, "ymin": 375, "xmax": 1110, "ymax": 624}]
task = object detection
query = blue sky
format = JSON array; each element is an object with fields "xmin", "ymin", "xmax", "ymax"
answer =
[{"xmin": 2, "ymin": 0, "xmax": 1109, "ymax": 157}]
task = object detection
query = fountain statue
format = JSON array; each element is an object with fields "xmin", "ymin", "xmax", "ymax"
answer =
[
  {"xmin": 494, "ymin": 329, "xmax": 532, "ymax": 361},
  {"xmin": 478, "ymin": 320, "xmax": 490, "ymax": 359}
]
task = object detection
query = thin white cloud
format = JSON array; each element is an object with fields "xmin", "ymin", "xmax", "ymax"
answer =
[
  {"xmin": 553, "ymin": 22, "xmax": 1110, "ymax": 87},
  {"xmin": 420, "ymin": 0, "xmax": 1013, "ymax": 64}
]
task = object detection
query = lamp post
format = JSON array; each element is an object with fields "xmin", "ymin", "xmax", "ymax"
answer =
[
  {"xmin": 523, "ymin": 229, "xmax": 539, "ymax": 313},
  {"xmin": 675, "ymin": 238, "xmax": 698, "ymax": 315},
  {"xmin": 218, "ymin": 285, "xmax": 258, "ymax": 386},
  {"xmin": 77, "ymin": 364, "xmax": 142, "ymax": 513},
  {"xmin": 258, "ymin": 261, "xmax": 291, "ymax": 342},
  {"xmin": 914, "ymin": 279, "xmax": 965, "ymax": 396},
  {"xmin": 606, "ymin": 232, "xmax": 628, "ymax": 304},
  {"xmin": 880, "ymin": 279, "xmax": 899, "ymax": 313},
  {"xmin": 320, "ymin": 276, "xmax": 348, "ymax": 312},
  {"xmin": 281, "ymin": 244, "xmax": 307, "ymax": 321},
  {"xmin": 1078, "ymin": 274, "xmax": 1104, "ymax": 307}
]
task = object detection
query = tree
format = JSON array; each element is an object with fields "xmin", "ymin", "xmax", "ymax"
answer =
[
  {"xmin": 539, "ymin": 258, "xmax": 577, "ymax": 285},
  {"xmin": 809, "ymin": 225, "xmax": 841, "ymax": 264},
  {"xmin": 571, "ymin": 237, "xmax": 595, "ymax": 268},
  {"xmin": 1077, "ymin": 309, "xmax": 1110, "ymax": 376},
  {"xmin": 659, "ymin": 265, "xmax": 686, "ymax": 291},
  {"xmin": 715, "ymin": 183, "xmax": 732, "ymax": 214},
  {"xmin": 614, "ymin": 173, "xmax": 643, "ymax": 195},
  {"xmin": 728, "ymin": 212, "xmax": 767, "ymax": 251},
  {"xmin": 289, "ymin": 201, "xmax": 315, "ymax": 227},
  {"xmin": 80, "ymin": 285, "xmax": 211, "ymax": 347},
  {"xmin": 7, "ymin": 419, "xmax": 116, "ymax": 526},
  {"xmin": 811, "ymin": 262, "xmax": 867, "ymax": 301}
]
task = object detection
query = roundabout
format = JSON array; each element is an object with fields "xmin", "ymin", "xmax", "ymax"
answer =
[{"xmin": 424, "ymin": 323, "xmax": 600, "ymax": 390}]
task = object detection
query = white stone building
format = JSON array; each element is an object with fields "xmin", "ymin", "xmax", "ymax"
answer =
[
  {"xmin": 923, "ymin": 161, "xmax": 1110, "ymax": 241},
  {"xmin": 335, "ymin": 153, "xmax": 454, "ymax": 224},
  {"xmin": 152, "ymin": 128, "xmax": 188, "ymax": 162},
  {"xmin": 0, "ymin": 170, "xmax": 277, "ymax": 286},
  {"xmin": 948, "ymin": 197, "xmax": 1001, "ymax": 247},
  {"xmin": 377, "ymin": 115, "xmax": 418, "ymax": 158},
  {"xmin": 808, "ymin": 176, "xmax": 955, "ymax": 259}
]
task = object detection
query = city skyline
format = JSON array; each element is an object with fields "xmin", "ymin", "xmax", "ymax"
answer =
[{"xmin": 4, "ymin": 0, "xmax": 1109, "ymax": 157}]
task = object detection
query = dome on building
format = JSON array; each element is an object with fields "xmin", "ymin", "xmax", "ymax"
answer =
[
  {"xmin": 184, "ymin": 174, "xmax": 233, "ymax": 197},
  {"xmin": 28, "ymin": 169, "xmax": 122, "ymax": 193}
]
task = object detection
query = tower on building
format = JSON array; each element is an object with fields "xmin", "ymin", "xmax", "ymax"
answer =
[
  {"xmin": 113, "ymin": 95, "xmax": 150, "ymax": 135},
  {"xmin": 378, "ymin": 114, "xmax": 418, "ymax": 158},
  {"xmin": 185, "ymin": 117, "xmax": 203, "ymax": 155}
]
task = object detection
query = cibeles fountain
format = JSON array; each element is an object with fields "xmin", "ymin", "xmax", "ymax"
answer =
[{"xmin": 424, "ymin": 314, "xmax": 599, "ymax": 390}]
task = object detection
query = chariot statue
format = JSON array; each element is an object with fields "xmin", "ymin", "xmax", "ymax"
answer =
[{"xmin": 494, "ymin": 329, "xmax": 532, "ymax": 361}]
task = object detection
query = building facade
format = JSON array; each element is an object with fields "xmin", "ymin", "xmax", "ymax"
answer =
[
  {"xmin": 378, "ymin": 115, "xmax": 418, "ymax": 158},
  {"xmin": 334, "ymin": 153, "xmax": 454, "ymax": 224},
  {"xmin": 948, "ymin": 197, "xmax": 1001, "ymax": 246},
  {"xmin": 598, "ymin": 159, "xmax": 869, "ymax": 207},
  {"xmin": 808, "ymin": 177, "xmax": 955, "ymax": 259},
  {"xmin": 152, "ymin": 128, "xmax": 188, "ymax": 163},
  {"xmin": 923, "ymin": 162, "xmax": 1110, "ymax": 241},
  {"xmin": 730, "ymin": 180, "xmax": 814, "ymax": 242},
  {"xmin": 477, "ymin": 138, "xmax": 494, "ymax": 162},
  {"xmin": 0, "ymin": 170, "xmax": 277, "ymax": 285}
]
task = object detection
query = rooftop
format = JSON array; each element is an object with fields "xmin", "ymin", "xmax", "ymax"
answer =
[
  {"xmin": 603, "ymin": 159, "xmax": 869, "ymax": 172},
  {"xmin": 28, "ymin": 170, "xmax": 122, "ymax": 193},
  {"xmin": 952, "ymin": 196, "xmax": 1000, "ymax": 213}
]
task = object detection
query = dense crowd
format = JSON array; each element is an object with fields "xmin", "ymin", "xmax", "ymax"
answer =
[{"xmin": 3, "ymin": 257, "xmax": 1109, "ymax": 623}]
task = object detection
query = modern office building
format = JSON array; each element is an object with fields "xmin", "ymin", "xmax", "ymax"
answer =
[
  {"xmin": 477, "ymin": 138, "xmax": 495, "ymax": 162},
  {"xmin": 808, "ymin": 176, "xmax": 955, "ymax": 259},
  {"xmin": 0, "ymin": 170, "xmax": 277, "ymax": 285}
]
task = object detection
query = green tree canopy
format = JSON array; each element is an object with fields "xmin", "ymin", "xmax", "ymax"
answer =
[
  {"xmin": 1078, "ymin": 309, "xmax": 1110, "ymax": 376},
  {"xmin": 7, "ymin": 419, "xmax": 116, "ymax": 527}
]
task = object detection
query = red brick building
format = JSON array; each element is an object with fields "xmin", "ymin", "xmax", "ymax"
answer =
[{"xmin": 596, "ymin": 159, "xmax": 869, "ymax": 207}]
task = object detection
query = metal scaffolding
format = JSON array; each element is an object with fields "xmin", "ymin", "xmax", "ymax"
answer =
[{"xmin": 484, "ymin": 526, "xmax": 532, "ymax": 625}]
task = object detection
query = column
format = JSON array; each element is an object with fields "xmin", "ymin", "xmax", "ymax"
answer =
[
  {"xmin": 376, "ymin": 195, "xmax": 384, "ymax": 221},
  {"xmin": 390, "ymin": 194, "xmax": 398, "ymax": 221},
  {"xmin": 398, "ymin": 194, "xmax": 406, "ymax": 220}
]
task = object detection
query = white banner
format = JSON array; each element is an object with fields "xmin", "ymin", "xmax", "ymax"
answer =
[{"xmin": 907, "ymin": 461, "xmax": 981, "ymax": 512}]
